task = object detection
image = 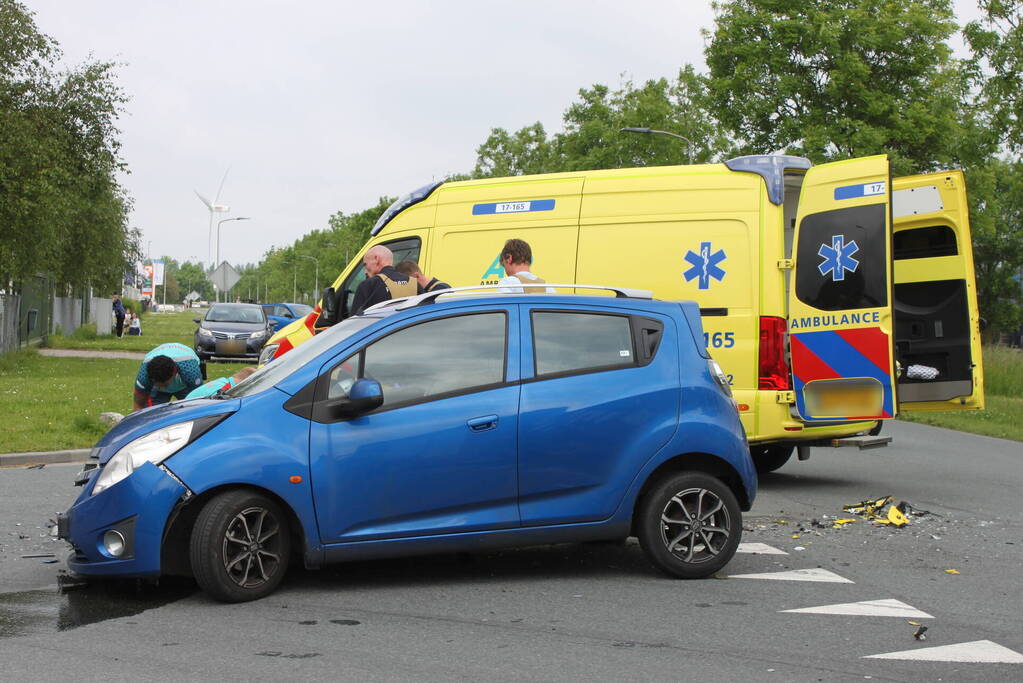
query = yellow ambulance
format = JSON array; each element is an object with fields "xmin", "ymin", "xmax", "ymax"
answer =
[{"xmin": 261, "ymin": 154, "xmax": 984, "ymax": 472}]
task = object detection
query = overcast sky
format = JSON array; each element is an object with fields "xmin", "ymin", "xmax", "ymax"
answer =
[{"xmin": 27, "ymin": 0, "xmax": 984, "ymax": 269}]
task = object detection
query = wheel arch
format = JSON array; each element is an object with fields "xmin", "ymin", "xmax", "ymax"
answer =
[
  {"xmin": 161, "ymin": 483, "xmax": 307, "ymax": 577},
  {"xmin": 630, "ymin": 452, "xmax": 751, "ymax": 536}
]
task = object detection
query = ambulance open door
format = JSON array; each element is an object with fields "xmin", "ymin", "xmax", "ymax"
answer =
[
  {"xmin": 787, "ymin": 156, "xmax": 898, "ymax": 422},
  {"xmin": 891, "ymin": 171, "xmax": 985, "ymax": 412}
]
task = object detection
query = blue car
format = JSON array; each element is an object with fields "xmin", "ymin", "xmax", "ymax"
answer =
[
  {"xmin": 262, "ymin": 302, "xmax": 313, "ymax": 332},
  {"xmin": 58, "ymin": 286, "xmax": 755, "ymax": 602}
]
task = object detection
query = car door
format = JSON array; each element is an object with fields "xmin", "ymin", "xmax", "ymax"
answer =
[
  {"xmin": 787, "ymin": 155, "xmax": 898, "ymax": 422},
  {"xmin": 516, "ymin": 305, "xmax": 679, "ymax": 526},
  {"xmin": 892, "ymin": 171, "xmax": 985, "ymax": 411},
  {"xmin": 308, "ymin": 307, "xmax": 520, "ymax": 544}
]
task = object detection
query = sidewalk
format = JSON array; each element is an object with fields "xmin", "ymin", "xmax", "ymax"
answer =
[
  {"xmin": 38, "ymin": 348, "xmax": 146, "ymax": 360},
  {"xmin": 0, "ymin": 448, "xmax": 91, "ymax": 467}
]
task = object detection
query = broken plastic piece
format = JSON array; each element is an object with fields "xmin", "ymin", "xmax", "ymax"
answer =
[
  {"xmin": 944, "ymin": 568, "xmax": 961, "ymax": 575},
  {"xmin": 914, "ymin": 625, "xmax": 928, "ymax": 640},
  {"xmin": 832, "ymin": 518, "xmax": 857, "ymax": 529},
  {"xmin": 884, "ymin": 505, "xmax": 909, "ymax": 527}
]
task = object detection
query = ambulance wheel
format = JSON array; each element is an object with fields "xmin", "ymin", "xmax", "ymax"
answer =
[
  {"xmin": 637, "ymin": 472, "xmax": 741, "ymax": 579},
  {"xmin": 190, "ymin": 490, "xmax": 291, "ymax": 602},
  {"xmin": 751, "ymin": 445, "xmax": 793, "ymax": 474}
]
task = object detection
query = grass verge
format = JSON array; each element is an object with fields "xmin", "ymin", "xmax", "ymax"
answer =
[
  {"xmin": 45, "ymin": 310, "xmax": 204, "ymax": 351},
  {"xmin": 0, "ymin": 351, "xmax": 250, "ymax": 453},
  {"xmin": 899, "ymin": 345, "xmax": 1023, "ymax": 442}
]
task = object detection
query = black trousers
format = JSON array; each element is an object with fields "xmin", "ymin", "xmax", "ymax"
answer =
[{"xmin": 115, "ymin": 314, "xmax": 125, "ymax": 337}]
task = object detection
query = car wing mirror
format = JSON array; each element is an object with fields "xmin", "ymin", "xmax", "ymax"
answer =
[{"xmin": 327, "ymin": 378, "xmax": 383, "ymax": 419}]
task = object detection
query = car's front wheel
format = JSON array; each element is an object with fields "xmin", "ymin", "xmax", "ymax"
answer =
[
  {"xmin": 189, "ymin": 490, "xmax": 291, "ymax": 602},
  {"xmin": 637, "ymin": 472, "xmax": 741, "ymax": 579}
]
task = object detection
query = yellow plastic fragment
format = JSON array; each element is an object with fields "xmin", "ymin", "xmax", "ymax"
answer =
[
  {"xmin": 886, "ymin": 505, "xmax": 909, "ymax": 527},
  {"xmin": 945, "ymin": 568, "xmax": 961, "ymax": 575},
  {"xmin": 907, "ymin": 621, "xmax": 920, "ymax": 626},
  {"xmin": 832, "ymin": 518, "xmax": 857, "ymax": 529},
  {"xmin": 791, "ymin": 534, "xmax": 801, "ymax": 539}
]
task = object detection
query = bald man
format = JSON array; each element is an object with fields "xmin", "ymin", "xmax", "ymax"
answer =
[{"xmin": 350, "ymin": 245, "xmax": 418, "ymax": 315}]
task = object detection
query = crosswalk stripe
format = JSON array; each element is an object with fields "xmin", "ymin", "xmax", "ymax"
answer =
[
  {"xmin": 736, "ymin": 542, "xmax": 788, "ymax": 555},
  {"xmin": 781, "ymin": 598, "xmax": 933, "ymax": 618},
  {"xmin": 864, "ymin": 640, "xmax": 1023, "ymax": 663},
  {"xmin": 728, "ymin": 567, "xmax": 854, "ymax": 583}
]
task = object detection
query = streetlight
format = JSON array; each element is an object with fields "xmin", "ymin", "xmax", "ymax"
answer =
[
  {"xmin": 297, "ymin": 255, "xmax": 319, "ymax": 302},
  {"xmin": 620, "ymin": 127, "xmax": 694, "ymax": 163},
  {"xmin": 215, "ymin": 217, "xmax": 251, "ymax": 301}
]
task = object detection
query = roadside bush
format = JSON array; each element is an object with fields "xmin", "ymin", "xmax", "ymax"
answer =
[
  {"xmin": 121, "ymin": 297, "xmax": 145, "ymax": 318},
  {"xmin": 983, "ymin": 346, "xmax": 1023, "ymax": 397}
]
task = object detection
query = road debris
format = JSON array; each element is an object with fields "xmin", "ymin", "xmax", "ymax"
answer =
[
  {"xmin": 841, "ymin": 496, "xmax": 924, "ymax": 528},
  {"xmin": 945, "ymin": 568, "xmax": 961, "ymax": 575},
  {"xmin": 20, "ymin": 553, "xmax": 56, "ymax": 559},
  {"xmin": 913, "ymin": 625, "xmax": 929, "ymax": 640},
  {"xmin": 25, "ymin": 463, "xmax": 45, "ymax": 469}
]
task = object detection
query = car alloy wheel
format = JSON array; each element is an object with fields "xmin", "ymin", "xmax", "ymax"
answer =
[
  {"xmin": 637, "ymin": 472, "xmax": 741, "ymax": 579},
  {"xmin": 190, "ymin": 490, "xmax": 291, "ymax": 602}
]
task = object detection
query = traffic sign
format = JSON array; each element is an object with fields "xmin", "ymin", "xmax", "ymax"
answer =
[{"xmin": 210, "ymin": 262, "xmax": 241, "ymax": 292}]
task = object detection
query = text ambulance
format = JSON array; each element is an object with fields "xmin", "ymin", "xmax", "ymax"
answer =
[{"xmin": 260, "ymin": 154, "xmax": 984, "ymax": 472}]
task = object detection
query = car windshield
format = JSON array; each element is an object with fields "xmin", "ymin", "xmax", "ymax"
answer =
[
  {"xmin": 206, "ymin": 304, "xmax": 265, "ymax": 324},
  {"xmin": 290, "ymin": 304, "xmax": 313, "ymax": 316},
  {"xmin": 225, "ymin": 315, "xmax": 381, "ymax": 398}
]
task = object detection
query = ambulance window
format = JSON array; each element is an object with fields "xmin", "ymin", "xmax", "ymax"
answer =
[
  {"xmin": 342, "ymin": 237, "xmax": 422, "ymax": 314},
  {"xmin": 893, "ymin": 226, "xmax": 957, "ymax": 260},
  {"xmin": 532, "ymin": 311, "xmax": 635, "ymax": 377},
  {"xmin": 795, "ymin": 204, "xmax": 888, "ymax": 311}
]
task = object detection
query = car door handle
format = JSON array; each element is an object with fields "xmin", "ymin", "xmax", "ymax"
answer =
[{"xmin": 467, "ymin": 415, "xmax": 499, "ymax": 432}]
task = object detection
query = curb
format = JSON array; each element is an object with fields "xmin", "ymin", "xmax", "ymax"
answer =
[{"xmin": 0, "ymin": 449, "xmax": 91, "ymax": 467}]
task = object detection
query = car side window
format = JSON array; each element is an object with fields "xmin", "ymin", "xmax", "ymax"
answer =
[
  {"xmin": 532, "ymin": 311, "xmax": 635, "ymax": 377},
  {"xmin": 327, "ymin": 312, "xmax": 507, "ymax": 407},
  {"xmin": 275, "ymin": 305, "xmax": 292, "ymax": 318}
]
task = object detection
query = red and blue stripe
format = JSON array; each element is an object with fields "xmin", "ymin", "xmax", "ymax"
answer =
[{"xmin": 791, "ymin": 327, "xmax": 893, "ymax": 420}]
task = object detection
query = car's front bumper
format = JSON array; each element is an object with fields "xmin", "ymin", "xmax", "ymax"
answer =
[
  {"xmin": 194, "ymin": 336, "xmax": 266, "ymax": 360},
  {"xmin": 59, "ymin": 462, "xmax": 187, "ymax": 578}
]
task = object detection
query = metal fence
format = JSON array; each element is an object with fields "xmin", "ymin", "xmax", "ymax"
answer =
[{"xmin": 0, "ymin": 276, "xmax": 114, "ymax": 355}]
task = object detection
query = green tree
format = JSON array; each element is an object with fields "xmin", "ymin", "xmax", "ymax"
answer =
[
  {"xmin": 473, "ymin": 122, "xmax": 558, "ymax": 177},
  {"xmin": 0, "ymin": 0, "xmax": 136, "ymax": 292},
  {"xmin": 965, "ymin": 1, "xmax": 1023, "ymax": 150},
  {"xmin": 703, "ymin": 0, "xmax": 979, "ymax": 175},
  {"xmin": 966, "ymin": 160, "xmax": 1023, "ymax": 336}
]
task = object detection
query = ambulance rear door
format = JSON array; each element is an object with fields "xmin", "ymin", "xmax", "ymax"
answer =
[
  {"xmin": 892, "ymin": 171, "xmax": 984, "ymax": 412},
  {"xmin": 787, "ymin": 156, "xmax": 897, "ymax": 422}
]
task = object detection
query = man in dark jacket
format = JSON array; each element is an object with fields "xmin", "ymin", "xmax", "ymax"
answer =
[
  {"xmin": 350, "ymin": 245, "xmax": 418, "ymax": 315},
  {"xmin": 395, "ymin": 260, "xmax": 451, "ymax": 294},
  {"xmin": 112, "ymin": 294, "xmax": 126, "ymax": 337}
]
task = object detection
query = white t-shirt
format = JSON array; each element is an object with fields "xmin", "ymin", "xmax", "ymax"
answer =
[{"xmin": 497, "ymin": 271, "xmax": 555, "ymax": 294}]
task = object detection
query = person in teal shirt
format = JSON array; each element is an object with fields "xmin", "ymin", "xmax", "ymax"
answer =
[{"xmin": 132, "ymin": 343, "xmax": 205, "ymax": 412}]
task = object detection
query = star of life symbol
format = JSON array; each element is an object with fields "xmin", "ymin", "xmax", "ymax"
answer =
[
  {"xmin": 683, "ymin": 241, "xmax": 727, "ymax": 290},
  {"xmin": 818, "ymin": 235, "xmax": 860, "ymax": 281}
]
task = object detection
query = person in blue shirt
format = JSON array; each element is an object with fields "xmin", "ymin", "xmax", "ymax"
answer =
[
  {"xmin": 112, "ymin": 294, "xmax": 126, "ymax": 338},
  {"xmin": 132, "ymin": 343, "xmax": 205, "ymax": 411}
]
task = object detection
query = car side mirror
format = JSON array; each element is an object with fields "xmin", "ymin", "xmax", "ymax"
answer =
[
  {"xmin": 319, "ymin": 286, "xmax": 338, "ymax": 326},
  {"xmin": 193, "ymin": 317, "xmax": 201, "ymax": 324},
  {"xmin": 327, "ymin": 378, "xmax": 383, "ymax": 418}
]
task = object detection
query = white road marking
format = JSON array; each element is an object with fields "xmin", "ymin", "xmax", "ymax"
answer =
[
  {"xmin": 864, "ymin": 640, "xmax": 1023, "ymax": 663},
  {"xmin": 728, "ymin": 568, "xmax": 854, "ymax": 583},
  {"xmin": 781, "ymin": 598, "xmax": 933, "ymax": 618},
  {"xmin": 736, "ymin": 542, "xmax": 788, "ymax": 555}
]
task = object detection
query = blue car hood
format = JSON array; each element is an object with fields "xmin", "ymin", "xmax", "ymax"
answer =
[{"xmin": 91, "ymin": 398, "xmax": 240, "ymax": 465}]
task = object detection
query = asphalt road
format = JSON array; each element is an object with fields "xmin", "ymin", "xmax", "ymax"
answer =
[{"xmin": 1, "ymin": 420, "xmax": 1021, "ymax": 682}]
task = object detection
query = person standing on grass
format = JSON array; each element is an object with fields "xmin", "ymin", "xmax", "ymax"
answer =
[
  {"xmin": 112, "ymin": 294, "xmax": 126, "ymax": 337},
  {"xmin": 132, "ymin": 343, "xmax": 205, "ymax": 412}
]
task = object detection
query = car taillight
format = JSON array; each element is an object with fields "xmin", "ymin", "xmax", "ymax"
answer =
[{"xmin": 759, "ymin": 316, "xmax": 791, "ymax": 390}]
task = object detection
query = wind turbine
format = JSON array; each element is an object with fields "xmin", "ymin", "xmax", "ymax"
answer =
[{"xmin": 195, "ymin": 168, "xmax": 231, "ymax": 268}]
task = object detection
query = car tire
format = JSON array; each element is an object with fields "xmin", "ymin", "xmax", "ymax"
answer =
[
  {"xmin": 189, "ymin": 490, "xmax": 291, "ymax": 603},
  {"xmin": 751, "ymin": 445, "xmax": 794, "ymax": 474},
  {"xmin": 637, "ymin": 472, "xmax": 741, "ymax": 579}
]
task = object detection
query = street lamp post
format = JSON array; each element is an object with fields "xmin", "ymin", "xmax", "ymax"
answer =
[
  {"xmin": 297, "ymin": 255, "xmax": 319, "ymax": 302},
  {"xmin": 215, "ymin": 217, "xmax": 251, "ymax": 301},
  {"xmin": 619, "ymin": 127, "xmax": 695, "ymax": 163}
]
